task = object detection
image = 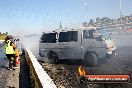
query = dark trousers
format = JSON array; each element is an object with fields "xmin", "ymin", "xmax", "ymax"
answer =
[{"xmin": 6, "ymin": 54, "xmax": 16, "ymax": 69}]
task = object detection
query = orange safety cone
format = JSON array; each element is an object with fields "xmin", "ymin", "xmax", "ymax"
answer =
[{"xmin": 16, "ymin": 57, "xmax": 19, "ymax": 64}]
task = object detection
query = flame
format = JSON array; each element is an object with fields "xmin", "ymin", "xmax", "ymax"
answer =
[{"xmin": 78, "ymin": 66, "xmax": 86, "ymax": 76}]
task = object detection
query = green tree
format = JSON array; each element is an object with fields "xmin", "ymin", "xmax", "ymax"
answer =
[
  {"xmin": 5, "ymin": 32, "xmax": 8, "ymax": 35},
  {"xmin": 0, "ymin": 32, "xmax": 8, "ymax": 40}
]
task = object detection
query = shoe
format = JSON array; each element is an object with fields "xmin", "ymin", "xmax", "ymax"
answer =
[
  {"xmin": 13, "ymin": 66, "xmax": 18, "ymax": 70},
  {"xmin": 7, "ymin": 68, "xmax": 12, "ymax": 70},
  {"xmin": 13, "ymin": 68, "xmax": 16, "ymax": 70},
  {"xmin": 14, "ymin": 66, "xmax": 18, "ymax": 69}
]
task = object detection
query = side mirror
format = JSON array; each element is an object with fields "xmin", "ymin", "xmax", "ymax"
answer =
[{"xmin": 109, "ymin": 33, "xmax": 112, "ymax": 35}]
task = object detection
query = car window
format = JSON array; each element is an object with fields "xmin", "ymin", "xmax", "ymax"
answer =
[
  {"xmin": 83, "ymin": 30, "xmax": 94, "ymax": 39},
  {"xmin": 98, "ymin": 29, "xmax": 112, "ymax": 40},
  {"xmin": 59, "ymin": 31, "xmax": 77, "ymax": 42},
  {"xmin": 41, "ymin": 33, "xmax": 57, "ymax": 43}
]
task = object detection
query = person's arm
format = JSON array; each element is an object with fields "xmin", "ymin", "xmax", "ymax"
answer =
[{"xmin": 11, "ymin": 42, "xmax": 16, "ymax": 48}]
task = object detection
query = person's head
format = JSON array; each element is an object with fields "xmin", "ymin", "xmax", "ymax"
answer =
[
  {"xmin": 5, "ymin": 36, "xmax": 10, "ymax": 41},
  {"xmin": 5, "ymin": 35, "xmax": 13, "ymax": 41}
]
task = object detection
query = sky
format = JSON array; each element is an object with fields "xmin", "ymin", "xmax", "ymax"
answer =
[{"xmin": 0, "ymin": 0, "xmax": 131, "ymax": 35}]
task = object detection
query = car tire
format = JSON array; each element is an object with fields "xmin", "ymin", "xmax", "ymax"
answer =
[
  {"xmin": 84, "ymin": 52, "xmax": 98, "ymax": 67},
  {"xmin": 48, "ymin": 52, "xmax": 58, "ymax": 64}
]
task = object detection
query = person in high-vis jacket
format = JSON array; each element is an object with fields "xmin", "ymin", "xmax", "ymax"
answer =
[
  {"xmin": 4, "ymin": 36, "xmax": 15, "ymax": 70},
  {"xmin": 13, "ymin": 44, "xmax": 19, "ymax": 68}
]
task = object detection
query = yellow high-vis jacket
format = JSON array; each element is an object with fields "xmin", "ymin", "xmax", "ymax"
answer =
[{"xmin": 4, "ymin": 40, "xmax": 14, "ymax": 54}]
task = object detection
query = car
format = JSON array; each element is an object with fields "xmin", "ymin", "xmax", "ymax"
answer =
[{"xmin": 39, "ymin": 27, "xmax": 117, "ymax": 66}]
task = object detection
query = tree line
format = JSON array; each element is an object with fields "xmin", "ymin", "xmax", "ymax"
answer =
[{"xmin": 0, "ymin": 32, "xmax": 8, "ymax": 40}]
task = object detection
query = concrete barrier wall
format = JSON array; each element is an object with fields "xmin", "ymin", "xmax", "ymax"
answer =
[{"xmin": 24, "ymin": 48, "xmax": 57, "ymax": 88}]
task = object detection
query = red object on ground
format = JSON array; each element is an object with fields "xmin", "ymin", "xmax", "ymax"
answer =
[{"xmin": 16, "ymin": 57, "xmax": 19, "ymax": 64}]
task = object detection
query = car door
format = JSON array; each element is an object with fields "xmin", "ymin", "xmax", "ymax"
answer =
[
  {"xmin": 82, "ymin": 30, "xmax": 106, "ymax": 58},
  {"xmin": 58, "ymin": 31, "xmax": 81, "ymax": 59}
]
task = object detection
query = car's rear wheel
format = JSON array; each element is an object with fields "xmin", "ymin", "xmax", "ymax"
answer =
[{"xmin": 48, "ymin": 52, "xmax": 59, "ymax": 64}]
